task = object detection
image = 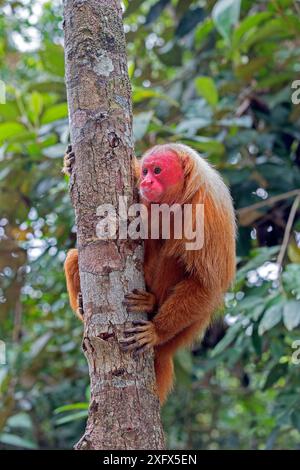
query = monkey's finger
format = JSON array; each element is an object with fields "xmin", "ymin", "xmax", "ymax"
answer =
[
  {"xmin": 67, "ymin": 144, "xmax": 72, "ymax": 153},
  {"xmin": 120, "ymin": 331, "xmax": 148, "ymax": 344},
  {"xmin": 125, "ymin": 304, "xmax": 151, "ymax": 313},
  {"xmin": 132, "ymin": 289, "xmax": 150, "ymax": 297},
  {"xmin": 65, "ymin": 152, "xmax": 75, "ymax": 162},
  {"xmin": 120, "ymin": 336, "xmax": 149, "ymax": 352},
  {"xmin": 65, "ymin": 158, "xmax": 75, "ymax": 169},
  {"xmin": 123, "ymin": 300, "xmax": 152, "ymax": 311},
  {"xmin": 77, "ymin": 292, "xmax": 84, "ymax": 317},
  {"xmin": 124, "ymin": 291, "xmax": 152, "ymax": 302},
  {"xmin": 123, "ymin": 298, "xmax": 149, "ymax": 307},
  {"xmin": 132, "ymin": 319, "xmax": 150, "ymax": 326},
  {"xmin": 120, "ymin": 331, "xmax": 150, "ymax": 345},
  {"xmin": 119, "ymin": 336, "xmax": 136, "ymax": 345},
  {"xmin": 123, "ymin": 325, "xmax": 149, "ymax": 335},
  {"xmin": 124, "ymin": 293, "xmax": 146, "ymax": 301},
  {"xmin": 134, "ymin": 343, "xmax": 152, "ymax": 355}
]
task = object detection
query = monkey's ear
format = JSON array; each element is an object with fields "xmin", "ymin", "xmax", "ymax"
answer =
[{"xmin": 181, "ymin": 154, "xmax": 191, "ymax": 173}]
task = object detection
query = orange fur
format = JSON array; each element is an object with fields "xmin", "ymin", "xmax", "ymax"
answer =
[
  {"xmin": 64, "ymin": 144, "xmax": 236, "ymax": 404},
  {"xmin": 64, "ymin": 249, "xmax": 82, "ymax": 321}
]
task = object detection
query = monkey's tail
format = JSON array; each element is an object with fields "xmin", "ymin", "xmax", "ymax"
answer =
[{"xmin": 154, "ymin": 345, "xmax": 174, "ymax": 404}]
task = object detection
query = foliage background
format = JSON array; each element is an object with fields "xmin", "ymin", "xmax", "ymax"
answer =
[{"xmin": 1, "ymin": 0, "xmax": 300, "ymax": 450}]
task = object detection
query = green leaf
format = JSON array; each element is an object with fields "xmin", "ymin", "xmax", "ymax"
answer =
[
  {"xmin": 176, "ymin": 117, "xmax": 211, "ymax": 135},
  {"xmin": 283, "ymin": 301, "xmax": 300, "ymax": 331},
  {"xmin": 291, "ymin": 411, "xmax": 300, "ymax": 432},
  {"xmin": 133, "ymin": 87, "xmax": 178, "ymax": 107},
  {"xmin": 54, "ymin": 403, "xmax": 89, "ymax": 414},
  {"xmin": 174, "ymin": 353, "xmax": 193, "ymax": 387},
  {"xmin": 263, "ymin": 363, "xmax": 288, "ymax": 390},
  {"xmin": 194, "ymin": 77, "xmax": 218, "ymax": 107},
  {"xmin": 195, "ymin": 18, "xmax": 214, "ymax": 46},
  {"xmin": 0, "ymin": 101, "xmax": 19, "ymax": 120},
  {"xmin": 29, "ymin": 92, "xmax": 43, "ymax": 119},
  {"xmin": 0, "ymin": 122, "xmax": 26, "ymax": 144},
  {"xmin": 27, "ymin": 80, "xmax": 65, "ymax": 95},
  {"xmin": 232, "ymin": 12, "xmax": 272, "ymax": 50},
  {"xmin": 175, "ymin": 7, "xmax": 206, "ymax": 38},
  {"xmin": 145, "ymin": 0, "xmax": 170, "ymax": 25},
  {"xmin": 211, "ymin": 322, "xmax": 241, "ymax": 357},
  {"xmin": 42, "ymin": 143, "xmax": 66, "ymax": 159},
  {"xmin": 29, "ymin": 332, "xmax": 52, "ymax": 359},
  {"xmin": 240, "ymin": 18, "xmax": 291, "ymax": 52},
  {"xmin": 235, "ymin": 57, "xmax": 268, "ymax": 81},
  {"xmin": 133, "ymin": 111, "xmax": 153, "ymax": 141},
  {"xmin": 159, "ymin": 42, "xmax": 183, "ymax": 67},
  {"xmin": 252, "ymin": 325, "xmax": 262, "ymax": 356},
  {"xmin": 55, "ymin": 410, "xmax": 88, "ymax": 425},
  {"xmin": 7, "ymin": 413, "xmax": 32, "ymax": 430},
  {"xmin": 259, "ymin": 304, "xmax": 283, "ymax": 336},
  {"xmin": 181, "ymin": 137, "xmax": 224, "ymax": 156},
  {"xmin": 41, "ymin": 103, "xmax": 68, "ymax": 124},
  {"xmin": 0, "ymin": 167, "xmax": 11, "ymax": 181},
  {"xmin": 124, "ymin": 0, "xmax": 144, "ymax": 17},
  {"xmin": 0, "ymin": 433, "xmax": 37, "ymax": 449},
  {"xmin": 176, "ymin": 349, "xmax": 193, "ymax": 374},
  {"xmin": 283, "ymin": 264, "xmax": 300, "ymax": 297},
  {"xmin": 212, "ymin": 0, "xmax": 241, "ymax": 41},
  {"xmin": 40, "ymin": 44, "xmax": 65, "ymax": 77}
]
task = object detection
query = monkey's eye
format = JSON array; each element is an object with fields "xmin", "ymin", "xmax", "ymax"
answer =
[
  {"xmin": 142, "ymin": 168, "xmax": 148, "ymax": 176},
  {"xmin": 154, "ymin": 167, "xmax": 161, "ymax": 175}
]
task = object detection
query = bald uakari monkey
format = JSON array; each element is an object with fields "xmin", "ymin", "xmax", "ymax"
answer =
[{"xmin": 63, "ymin": 143, "xmax": 236, "ymax": 404}]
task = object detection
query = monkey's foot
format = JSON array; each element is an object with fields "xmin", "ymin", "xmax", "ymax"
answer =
[
  {"xmin": 76, "ymin": 292, "xmax": 84, "ymax": 321},
  {"xmin": 123, "ymin": 289, "xmax": 156, "ymax": 314},
  {"xmin": 62, "ymin": 144, "xmax": 75, "ymax": 176},
  {"xmin": 119, "ymin": 320, "xmax": 159, "ymax": 355}
]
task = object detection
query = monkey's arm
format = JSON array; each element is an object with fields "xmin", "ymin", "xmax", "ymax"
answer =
[
  {"xmin": 64, "ymin": 249, "xmax": 83, "ymax": 321},
  {"xmin": 120, "ymin": 278, "xmax": 220, "ymax": 353},
  {"xmin": 152, "ymin": 279, "xmax": 218, "ymax": 343}
]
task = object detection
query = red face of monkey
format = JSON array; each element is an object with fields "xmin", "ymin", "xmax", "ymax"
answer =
[{"xmin": 140, "ymin": 151, "xmax": 184, "ymax": 203}]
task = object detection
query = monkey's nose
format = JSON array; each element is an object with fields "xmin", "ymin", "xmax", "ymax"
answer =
[{"xmin": 142, "ymin": 178, "xmax": 153, "ymax": 186}]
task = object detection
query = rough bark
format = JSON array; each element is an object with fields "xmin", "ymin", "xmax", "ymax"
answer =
[{"xmin": 63, "ymin": 0, "xmax": 165, "ymax": 450}]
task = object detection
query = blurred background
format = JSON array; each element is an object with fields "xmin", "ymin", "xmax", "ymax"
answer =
[{"xmin": 1, "ymin": 0, "xmax": 300, "ymax": 450}]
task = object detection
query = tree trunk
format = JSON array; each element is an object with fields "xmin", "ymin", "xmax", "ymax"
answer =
[{"xmin": 63, "ymin": 0, "xmax": 165, "ymax": 450}]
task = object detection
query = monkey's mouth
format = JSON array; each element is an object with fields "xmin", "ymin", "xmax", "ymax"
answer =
[{"xmin": 140, "ymin": 188, "xmax": 162, "ymax": 203}]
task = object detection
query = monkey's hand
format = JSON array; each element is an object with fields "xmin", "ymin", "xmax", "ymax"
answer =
[
  {"xmin": 62, "ymin": 144, "xmax": 75, "ymax": 176},
  {"xmin": 76, "ymin": 292, "xmax": 84, "ymax": 321},
  {"xmin": 119, "ymin": 320, "xmax": 159, "ymax": 354},
  {"xmin": 123, "ymin": 289, "xmax": 156, "ymax": 314}
]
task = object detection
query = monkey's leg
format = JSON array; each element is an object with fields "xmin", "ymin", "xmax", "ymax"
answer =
[
  {"xmin": 62, "ymin": 144, "xmax": 75, "ymax": 176},
  {"xmin": 153, "ymin": 323, "xmax": 204, "ymax": 403},
  {"xmin": 64, "ymin": 248, "xmax": 83, "ymax": 321},
  {"xmin": 123, "ymin": 289, "xmax": 156, "ymax": 314}
]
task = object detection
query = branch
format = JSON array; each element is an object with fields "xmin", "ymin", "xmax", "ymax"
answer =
[
  {"xmin": 277, "ymin": 194, "xmax": 300, "ymax": 271},
  {"xmin": 237, "ymin": 189, "xmax": 300, "ymax": 217}
]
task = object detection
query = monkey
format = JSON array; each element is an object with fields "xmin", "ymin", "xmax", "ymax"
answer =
[{"xmin": 63, "ymin": 143, "xmax": 236, "ymax": 404}]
